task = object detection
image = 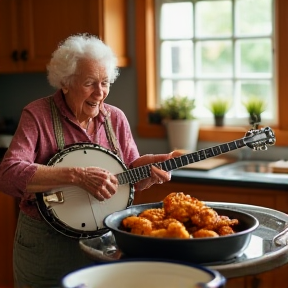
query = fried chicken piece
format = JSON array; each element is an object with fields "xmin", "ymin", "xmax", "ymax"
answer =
[
  {"xmin": 163, "ymin": 192, "xmax": 205, "ymax": 222},
  {"xmin": 150, "ymin": 221, "xmax": 190, "ymax": 239},
  {"xmin": 217, "ymin": 225, "xmax": 235, "ymax": 236},
  {"xmin": 190, "ymin": 207, "xmax": 218, "ymax": 229},
  {"xmin": 193, "ymin": 228, "xmax": 219, "ymax": 238},
  {"xmin": 214, "ymin": 215, "xmax": 239, "ymax": 231},
  {"xmin": 138, "ymin": 208, "xmax": 166, "ymax": 222},
  {"xmin": 217, "ymin": 215, "xmax": 239, "ymax": 226},
  {"xmin": 122, "ymin": 216, "xmax": 153, "ymax": 235},
  {"xmin": 152, "ymin": 218, "xmax": 180, "ymax": 229},
  {"xmin": 197, "ymin": 214, "xmax": 238, "ymax": 235},
  {"xmin": 122, "ymin": 215, "xmax": 190, "ymax": 239}
]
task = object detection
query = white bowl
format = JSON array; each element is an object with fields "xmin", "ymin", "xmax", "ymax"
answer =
[{"xmin": 62, "ymin": 259, "xmax": 226, "ymax": 288}]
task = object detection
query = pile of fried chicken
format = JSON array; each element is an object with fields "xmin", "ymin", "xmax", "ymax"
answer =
[{"xmin": 122, "ymin": 192, "xmax": 239, "ymax": 239}]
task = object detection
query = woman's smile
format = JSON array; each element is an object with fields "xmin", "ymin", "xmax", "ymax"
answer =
[{"xmin": 86, "ymin": 101, "xmax": 100, "ymax": 108}]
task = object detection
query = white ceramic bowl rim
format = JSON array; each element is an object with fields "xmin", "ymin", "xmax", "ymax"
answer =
[{"xmin": 62, "ymin": 259, "xmax": 226, "ymax": 288}]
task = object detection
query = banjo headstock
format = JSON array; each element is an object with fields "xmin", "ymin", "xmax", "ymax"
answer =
[{"xmin": 244, "ymin": 126, "xmax": 276, "ymax": 151}]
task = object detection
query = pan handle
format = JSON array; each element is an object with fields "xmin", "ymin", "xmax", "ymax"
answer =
[{"xmin": 273, "ymin": 225, "xmax": 288, "ymax": 246}]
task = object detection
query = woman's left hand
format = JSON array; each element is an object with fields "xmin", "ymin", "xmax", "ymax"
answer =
[{"xmin": 131, "ymin": 151, "xmax": 182, "ymax": 191}]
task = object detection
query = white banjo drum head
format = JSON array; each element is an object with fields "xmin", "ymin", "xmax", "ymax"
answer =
[{"xmin": 36, "ymin": 143, "xmax": 133, "ymax": 238}]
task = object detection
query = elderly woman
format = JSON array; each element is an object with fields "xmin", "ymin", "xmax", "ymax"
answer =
[{"xmin": 0, "ymin": 34, "xmax": 174, "ymax": 288}]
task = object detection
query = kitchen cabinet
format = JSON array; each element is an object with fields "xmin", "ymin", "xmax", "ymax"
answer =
[
  {"xmin": 0, "ymin": 0, "xmax": 128, "ymax": 73},
  {"xmin": 133, "ymin": 181, "xmax": 288, "ymax": 288},
  {"xmin": 0, "ymin": 193, "xmax": 17, "ymax": 288}
]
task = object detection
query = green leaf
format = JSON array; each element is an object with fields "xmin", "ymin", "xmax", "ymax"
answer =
[
  {"xmin": 242, "ymin": 97, "xmax": 266, "ymax": 116},
  {"xmin": 207, "ymin": 97, "xmax": 231, "ymax": 116}
]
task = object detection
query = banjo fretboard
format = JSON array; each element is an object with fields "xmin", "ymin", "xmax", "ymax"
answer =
[{"xmin": 116, "ymin": 138, "xmax": 247, "ymax": 185}]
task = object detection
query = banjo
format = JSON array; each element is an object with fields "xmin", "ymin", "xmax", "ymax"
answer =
[{"xmin": 36, "ymin": 126, "xmax": 276, "ymax": 239}]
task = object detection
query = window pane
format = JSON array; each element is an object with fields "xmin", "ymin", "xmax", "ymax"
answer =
[
  {"xmin": 160, "ymin": 2, "xmax": 193, "ymax": 39},
  {"xmin": 235, "ymin": 0, "xmax": 272, "ymax": 36},
  {"xmin": 161, "ymin": 80, "xmax": 194, "ymax": 99},
  {"xmin": 237, "ymin": 39, "xmax": 272, "ymax": 76},
  {"xmin": 156, "ymin": 0, "xmax": 275, "ymax": 125},
  {"xmin": 196, "ymin": 0, "xmax": 232, "ymax": 37},
  {"xmin": 201, "ymin": 81, "xmax": 233, "ymax": 99},
  {"xmin": 197, "ymin": 40, "xmax": 232, "ymax": 76},
  {"xmin": 161, "ymin": 41, "xmax": 193, "ymax": 78},
  {"xmin": 196, "ymin": 81, "xmax": 233, "ymax": 117}
]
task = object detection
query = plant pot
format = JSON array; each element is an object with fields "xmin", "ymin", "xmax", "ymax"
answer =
[
  {"xmin": 165, "ymin": 119, "xmax": 199, "ymax": 151},
  {"xmin": 214, "ymin": 115, "xmax": 225, "ymax": 127}
]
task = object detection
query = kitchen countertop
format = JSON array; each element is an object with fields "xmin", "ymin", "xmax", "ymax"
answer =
[{"xmin": 171, "ymin": 160, "xmax": 288, "ymax": 190}]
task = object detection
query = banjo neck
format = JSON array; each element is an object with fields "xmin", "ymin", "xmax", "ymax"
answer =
[
  {"xmin": 116, "ymin": 126, "xmax": 276, "ymax": 186},
  {"xmin": 116, "ymin": 138, "xmax": 246, "ymax": 185}
]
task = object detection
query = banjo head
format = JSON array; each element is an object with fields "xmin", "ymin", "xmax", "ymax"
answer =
[{"xmin": 36, "ymin": 143, "xmax": 134, "ymax": 239}]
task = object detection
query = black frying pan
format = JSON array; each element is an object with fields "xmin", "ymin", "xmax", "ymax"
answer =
[{"xmin": 104, "ymin": 202, "xmax": 259, "ymax": 264}]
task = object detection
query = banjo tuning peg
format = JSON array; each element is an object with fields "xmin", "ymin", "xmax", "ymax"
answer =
[{"xmin": 260, "ymin": 145, "xmax": 268, "ymax": 151}]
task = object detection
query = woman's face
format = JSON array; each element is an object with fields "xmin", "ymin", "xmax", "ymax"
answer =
[{"xmin": 64, "ymin": 59, "xmax": 110, "ymax": 122}]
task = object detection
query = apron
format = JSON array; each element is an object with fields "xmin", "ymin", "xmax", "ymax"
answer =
[
  {"xmin": 13, "ymin": 211, "xmax": 94, "ymax": 288},
  {"xmin": 13, "ymin": 96, "xmax": 120, "ymax": 288}
]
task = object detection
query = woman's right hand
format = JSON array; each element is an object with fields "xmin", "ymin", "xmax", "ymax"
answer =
[{"xmin": 78, "ymin": 167, "xmax": 118, "ymax": 201}]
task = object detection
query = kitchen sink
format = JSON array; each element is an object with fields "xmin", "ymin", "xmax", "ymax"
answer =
[
  {"xmin": 213, "ymin": 160, "xmax": 288, "ymax": 182},
  {"xmin": 222, "ymin": 161, "xmax": 273, "ymax": 173}
]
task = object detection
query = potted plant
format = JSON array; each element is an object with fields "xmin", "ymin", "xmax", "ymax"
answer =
[
  {"xmin": 207, "ymin": 97, "xmax": 231, "ymax": 127},
  {"xmin": 158, "ymin": 95, "xmax": 196, "ymax": 120},
  {"xmin": 242, "ymin": 96, "xmax": 267, "ymax": 127},
  {"xmin": 158, "ymin": 95, "xmax": 198, "ymax": 151}
]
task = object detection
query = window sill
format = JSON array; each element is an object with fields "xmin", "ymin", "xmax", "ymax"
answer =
[{"xmin": 137, "ymin": 124, "xmax": 287, "ymax": 146}]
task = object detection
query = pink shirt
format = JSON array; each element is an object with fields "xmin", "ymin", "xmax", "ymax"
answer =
[{"xmin": 0, "ymin": 90, "xmax": 140, "ymax": 219}]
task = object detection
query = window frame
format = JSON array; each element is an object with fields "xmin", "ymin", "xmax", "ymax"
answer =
[
  {"xmin": 136, "ymin": 0, "xmax": 288, "ymax": 145},
  {"xmin": 156, "ymin": 0, "xmax": 275, "ymax": 126}
]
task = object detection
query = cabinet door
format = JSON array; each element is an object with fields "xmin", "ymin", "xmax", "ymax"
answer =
[
  {"xmin": 101, "ymin": 0, "xmax": 129, "ymax": 66},
  {"xmin": 0, "ymin": 0, "xmax": 128, "ymax": 73},
  {"xmin": 0, "ymin": 0, "xmax": 24, "ymax": 72},
  {"xmin": 20, "ymin": 0, "xmax": 102, "ymax": 72}
]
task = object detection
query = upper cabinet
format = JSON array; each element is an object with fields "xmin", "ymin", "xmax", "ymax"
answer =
[{"xmin": 0, "ymin": 0, "xmax": 129, "ymax": 73}]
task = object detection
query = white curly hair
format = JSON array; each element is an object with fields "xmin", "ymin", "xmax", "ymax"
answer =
[{"xmin": 47, "ymin": 33, "xmax": 120, "ymax": 89}]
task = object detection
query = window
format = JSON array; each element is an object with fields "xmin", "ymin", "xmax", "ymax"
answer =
[
  {"xmin": 156, "ymin": 0, "xmax": 275, "ymax": 126},
  {"xmin": 135, "ymin": 0, "xmax": 288, "ymax": 145}
]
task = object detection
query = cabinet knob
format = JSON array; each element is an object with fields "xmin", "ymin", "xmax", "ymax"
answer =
[
  {"xmin": 11, "ymin": 50, "xmax": 19, "ymax": 62},
  {"xmin": 21, "ymin": 50, "xmax": 28, "ymax": 61}
]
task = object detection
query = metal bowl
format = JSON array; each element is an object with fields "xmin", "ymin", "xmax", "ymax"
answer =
[{"xmin": 103, "ymin": 202, "xmax": 259, "ymax": 264}]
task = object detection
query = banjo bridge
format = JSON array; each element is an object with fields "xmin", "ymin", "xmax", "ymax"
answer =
[{"xmin": 44, "ymin": 191, "xmax": 64, "ymax": 204}]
